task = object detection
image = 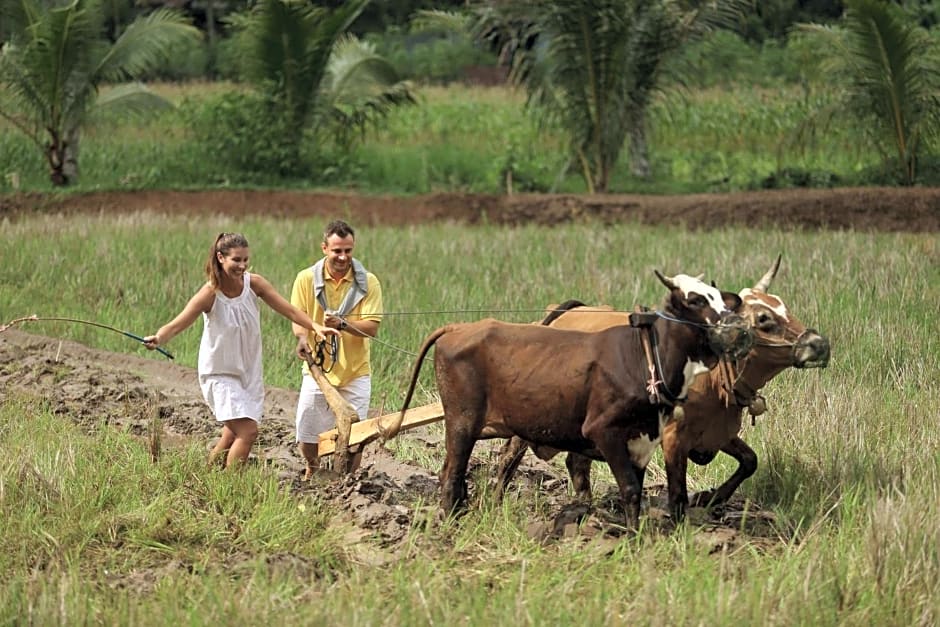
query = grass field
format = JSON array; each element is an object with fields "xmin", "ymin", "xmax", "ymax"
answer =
[
  {"xmin": 0, "ymin": 82, "xmax": 884, "ymax": 195},
  {"xmin": 1, "ymin": 214, "xmax": 938, "ymax": 624}
]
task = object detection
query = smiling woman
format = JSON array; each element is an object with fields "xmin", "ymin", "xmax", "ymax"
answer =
[{"xmin": 143, "ymin": 231, "xmax": 340, "ymax": 469}]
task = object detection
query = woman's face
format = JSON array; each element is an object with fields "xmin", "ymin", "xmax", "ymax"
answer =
[{"xmin": 218, "ymin": 246, "xmax": 249, "ymax": 279}]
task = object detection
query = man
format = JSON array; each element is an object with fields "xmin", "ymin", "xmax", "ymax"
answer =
[{"xmin": 290, "ymin": 220, "xmax": 383, "ymax": 478}]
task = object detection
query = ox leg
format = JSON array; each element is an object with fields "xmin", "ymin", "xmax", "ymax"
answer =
[
  {"xmin": 584, "ymin": 431, "xmax": 642, "ymax": 530},
  {"xmin": 690, "ymin": 436, "xmax": 757, "ymax": 509},
  {"xmin": 662, "ymin": 428, "xmax": 689, "ymax": 522},
  {"xmin": 440, "ymin": 426, "xmax": 477, "ymax": 516},
  {"xmin": 565, "ymin": 453, "xmax": 593, "ymax": 502},
  {"xmin": 493, "ymin": 437, "xmax": 529, "ymax": 502}
]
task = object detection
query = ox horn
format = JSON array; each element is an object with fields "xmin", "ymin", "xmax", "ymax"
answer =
[
  {"xmin": 753, "ymin": 254, "xmax": 782, "ymax": 293},
  {"xmin": 654, "ymin": 269, "xmax": 676, "ymax": 290}
]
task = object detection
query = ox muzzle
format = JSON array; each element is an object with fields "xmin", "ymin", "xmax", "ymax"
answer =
[
  {"xmin": 707, "ymin": 313, "xmax": 755, "ymax": 361},
  {"xmin": 792, "ymin": 329, "xmax": 831, "ymax": 369}
]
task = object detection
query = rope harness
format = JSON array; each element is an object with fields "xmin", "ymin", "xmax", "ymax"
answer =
[
  {"xmin": 732, "ymin": 327, "xmax": 818, "ymax": 424},
  {"xmin": 628, "ymin": 306, "xmax": 694, "ymax": 407},
  {"xmin": 628, "ymin": 306, "xmax": 747, "ymax": 411},
  {"xmin": 311, "ymin": 333, "xmax": 340, "ymax": 373}
]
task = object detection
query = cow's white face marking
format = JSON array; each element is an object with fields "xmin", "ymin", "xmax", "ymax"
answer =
[
  {"xmin": 739, "ymin": 289, "xmax": 790, "ymax": 321},
  {"xmin": 672, "ymin": 273, "xmax": 729, "ymax": 314}
]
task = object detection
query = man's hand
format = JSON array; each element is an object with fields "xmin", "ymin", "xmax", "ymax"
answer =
[
  {"xmin": 295, "ymin": 336, "xmax": 311, "ymax": 360},
  {"xmin": 324, "ymin": 312, "xmax": 344, "ymax": 330}
]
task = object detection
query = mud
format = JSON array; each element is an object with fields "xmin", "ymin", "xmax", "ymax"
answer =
[{"xmin": 2, "ymin": 186, "xmax": 939, "ymax": 231}]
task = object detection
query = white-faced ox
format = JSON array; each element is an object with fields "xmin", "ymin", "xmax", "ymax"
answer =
[
  {"xmin": 381, "ymin": 271, "xmax": 754, "ymax": 531},
  {"xmin": 493, "ymin": 257, "xmax": 831, "ymax": 520}
]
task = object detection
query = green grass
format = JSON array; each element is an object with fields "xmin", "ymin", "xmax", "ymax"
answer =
[
  {"xmin": 1, "ymin": 214, "xmax": 938, "ymax": 624},
  {"xmin": 0, "ymin": 82, "xmax": 891, "ymax": 194}
]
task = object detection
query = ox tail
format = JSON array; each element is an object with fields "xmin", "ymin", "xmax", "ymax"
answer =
[
  {"xmin": 378, "ymin": 325, "xmax": 451, "ymax": 441},
  {"xmin": 540, "ymin": 299, "xmax": 586, "ymax": 326}
]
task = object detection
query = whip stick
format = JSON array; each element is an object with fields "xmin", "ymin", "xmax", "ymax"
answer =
[{"xmin": 0, "ymin": 315, "xmax": 174, "ymax": 360}]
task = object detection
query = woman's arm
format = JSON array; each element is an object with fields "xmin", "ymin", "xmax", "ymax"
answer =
[
  {"xmin": 251, "ymin": 274, "xmax": 338, "ymax": 341},
  {"xmin": 144, "ymin": 283, "xmax": 215, "ymax": 349}
]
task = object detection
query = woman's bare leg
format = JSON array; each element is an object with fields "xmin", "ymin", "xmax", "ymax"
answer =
[
  {"xmin": 225, "ymin": 418, "xmax": 259, "ymax": 468},
  {"xmin": 209, "ymin": 424, "xmax": 236, "ymax": 468}
]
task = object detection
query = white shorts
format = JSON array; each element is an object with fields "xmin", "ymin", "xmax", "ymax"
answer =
[{"xmin": 295, "ymin": 373, "xmax": 370, "ymax": 444}]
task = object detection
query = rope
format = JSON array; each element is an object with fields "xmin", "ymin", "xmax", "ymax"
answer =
[
  {"xmin": 652, "ymin": 309, "xmax": 714, "ymax": 330},
  {"xmin": 0, "ymin": 315, "xmax": 174, "ymax": 360},
  {"xmin": 312, "ymin": 334, "xmax": 339, "ymax": 373},
  {"xmin": 345, "ymin": 307, "xmax": 642, "ymax": 318}
]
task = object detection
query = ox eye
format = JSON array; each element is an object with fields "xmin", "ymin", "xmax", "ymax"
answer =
[
  {"xmin": 757, "ymin": 312, "xmax": 776, "ymax": 329},
  {"xmin": 690, "ymin": 295, "xmax": 707, "ymax": 307}
]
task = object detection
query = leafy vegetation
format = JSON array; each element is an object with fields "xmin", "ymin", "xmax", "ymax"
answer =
[
  {"xmin": 798, "ymin": 0, "xmax": 940, "ymax": 184},
  {"xmin": 0, "ymin": 0, "xmax": 200, "ymax": 185},
  {"xmin": 419, "ymin": 0, "xmax": 750, "ymax": 191},
  {"xmin": 213, "ymin": 0, "xmax": 416, "ymax": 176},
  {"xmin": 2, "ymin": 2, "xmax": 939, "ymax": 191}
]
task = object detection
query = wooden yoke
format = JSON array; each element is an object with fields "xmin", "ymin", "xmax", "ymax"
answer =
[{"xmin": 303, "ymin": 353, "xmax": 359, "ymax": 474}]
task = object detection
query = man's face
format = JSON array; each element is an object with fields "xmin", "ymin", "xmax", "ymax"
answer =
[{"xmin": 322, "ymin": 233, "xmax": 355, "ymax": 277}]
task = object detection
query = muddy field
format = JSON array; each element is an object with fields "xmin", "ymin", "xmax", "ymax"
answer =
[
  {"xmin": 3, "ymin": 186, "xmax": 939, "ymax": 231},
  {"xmin": 1, "ymin": 188, "xmax": 935, "ymax": 556}
]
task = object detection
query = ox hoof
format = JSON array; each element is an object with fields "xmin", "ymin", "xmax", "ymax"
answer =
[
  {"xmin": 669, "ymin": 502, "xmax": 687, "ymax": 523},
  {"xmin": 689, "ymin": 490, "xmax": 721, "ymax": 509}
]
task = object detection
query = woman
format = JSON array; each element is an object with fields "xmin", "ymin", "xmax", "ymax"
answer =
[{"xmin": 144, "ymin": 232, "xmax": 339, "ymax": 468}]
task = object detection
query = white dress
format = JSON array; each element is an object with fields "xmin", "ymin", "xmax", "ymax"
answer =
[{"xmin": 197, "ymin": 272, "xmax": 264, "ymax": 422}]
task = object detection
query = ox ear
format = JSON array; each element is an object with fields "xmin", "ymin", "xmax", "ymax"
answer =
[
  {"xmin": 753, "ymin": 254, "xmax": 782, "ymax": 293},
  {"xmin": 654, "ymin": 269, "xmax": 676, "ymax": 291},
  {"xmin": 722, "ymin": 291, "xmax": 744, "ymax": 312}
]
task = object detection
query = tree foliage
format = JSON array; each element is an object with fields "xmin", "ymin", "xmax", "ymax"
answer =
[
  {"xmin": 0, "ymin": 0, "xmax": 200, "ymax": 185},
  {"xmin": 423, "ymin": 0, "xmax": 749, "ymax": 192},
  {"xmin": 799, "ymin": 0, "xmax": 940, "ymax": 184},
  {"xmin": 221, "ymin": 0, "xmax": 415, "ymax": 174}
]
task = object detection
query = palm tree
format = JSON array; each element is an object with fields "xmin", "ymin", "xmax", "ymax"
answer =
[
  {"xmin": 799, "ymin": 0, "xmax": 940, "ymax": 184},
  {"xmin": 421, "ymin": 0, "xmax": 748, "ymax": 193},
  {"xmin": 0, "ymin": 0, "xmax": 200, "ymax": 186},
  {"xmin": 226, "ymin": 0, "xmax": 415, "ymax": 168}
]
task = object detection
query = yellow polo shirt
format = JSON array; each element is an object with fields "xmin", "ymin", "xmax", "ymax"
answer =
[{"xmin": 290, "ymin": 263, "xmax": 383, "ymax": 387}]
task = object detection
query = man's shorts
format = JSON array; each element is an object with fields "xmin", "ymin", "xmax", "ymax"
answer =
[{"xmin": 295, "ymin": 373, "xmax": 371, "ymax": 444}]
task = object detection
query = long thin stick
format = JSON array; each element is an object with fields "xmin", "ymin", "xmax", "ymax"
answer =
[{"xmin": 0, "ymin": 315, "xmax": 174, "ymax": 359}]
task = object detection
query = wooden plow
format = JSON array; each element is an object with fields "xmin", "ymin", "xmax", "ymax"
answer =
[
  {"xmin": 304, "ymin": 353, "xmax": 443, "ymax": 472},
  {"xmin": 317, "ymin": 401, "xmax": 444, "ymax": 458}
]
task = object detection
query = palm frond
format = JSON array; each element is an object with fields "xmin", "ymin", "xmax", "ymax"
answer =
[
  {"xmin": 90, "ymin": 82, "xmax": 174, "ymax": 121},
  {"xmin": 323, "ymin": 35, "xmax": 416, "ymax": 146},
  {"xmin": 799, "ymin": 0, "xmax": 940, "ymax": 182},
  {"xmin": 1, "ymin": 0, "xmax": 99, "ymax": 132},
  {"xmin": 96, "ymin": 9, "xmax": 200, "ymax": 82},
  {"xmin": 232, "ymin": 0, "xmax": 369, "ymax": 128},
  {"xmin": 327, "ymin": 35, "xmax": 405, "ymax": 99},
  {"xmin": 411, "ymin": 9, "xmax": 473, "ymax": 34}
]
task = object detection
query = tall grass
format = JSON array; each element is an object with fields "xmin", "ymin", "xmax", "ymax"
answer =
[
  {"xmin": 1, "ymin": 215, "xmax": 938, "ymax": 624},
  {"xmin": 0, "ymin": 83, "xmax": 885, "ymax": 194}
]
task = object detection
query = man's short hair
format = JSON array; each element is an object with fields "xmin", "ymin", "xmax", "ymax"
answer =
[{"xmin": 323, "ymin": 220, "xmax": 355, "ymax": 242}]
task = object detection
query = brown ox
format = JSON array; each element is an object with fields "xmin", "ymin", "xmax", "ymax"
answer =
[
  {"xmin": 494, "ymin": 257, "xmax": 831, "ymax": 520},
  {"xmin": 381, "ymin": 272, "xmax": 754, "ymax": 530}
]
